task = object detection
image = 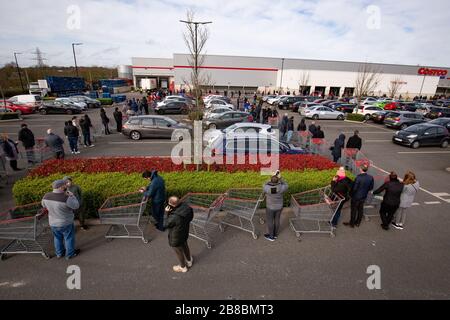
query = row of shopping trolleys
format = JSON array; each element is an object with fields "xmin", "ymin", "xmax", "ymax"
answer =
[{"xmin": 0, "ymin": 186, "xmax": 384, "ymax": 260}]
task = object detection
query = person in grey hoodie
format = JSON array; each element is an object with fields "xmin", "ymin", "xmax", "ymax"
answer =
[
  {"xmin": 392, "ymin": 171, "xmax": 419, "ymax": 230},
  {"xmin": 42, "ymin": 179, "xmax": 80, "ymax": 259},
  {"xmin": 262, "ymin": 171, "xmax": 288, "ymax": 241}
]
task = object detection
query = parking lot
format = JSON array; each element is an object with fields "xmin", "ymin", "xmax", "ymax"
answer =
[{"xmin": 0, "ymin": 97, "xmax": 449, "ymax": 299}]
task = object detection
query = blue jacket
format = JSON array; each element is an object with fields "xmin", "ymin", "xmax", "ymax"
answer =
[
  {"xmin": 144, "ymin": 173, "xmax": 166, "ymax": 204},
  {"xmin": 351, "ymin": 173, "xmax": 374, "ymax": 201}
]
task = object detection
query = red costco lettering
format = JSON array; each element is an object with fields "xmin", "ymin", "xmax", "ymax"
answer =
[{"xmin": 418, "ymin": 68, "xmax": 448, "ymax": 76}]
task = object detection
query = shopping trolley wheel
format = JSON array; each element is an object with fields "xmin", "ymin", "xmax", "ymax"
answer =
[
  {"xmin": 206, "ymin": 243, "xmax": 212, "ymax": 249},
  {"xmin": 365, "ymin": 216, "xmax": 370, "ymax": 222},
  {"xmin": 142, "ymin": 239, "xmax": 149, "ymax": 244},
  {"xmin": 330, "ymin": 233, "xmax": 336, "ymax": 238},
  {"xmin": 42, "ymin": 253, "xmax": 50, "ymax": 260},
  {"xmin": 259, "ymin": 218, "xmax": 265, "ymax": 225},
  {"xmin": 219, "ymin": 224, "xmax": 225, "ymax": 232},
  {"xmin": 0, "ymin": 254, "xmax": 6, "ymax": 261},
  {"xmin": 106, "ymin": 238, "xmax": 113, "ymax": 243},
  {"xmin": 252, "ymin": 233, "xmax": 258, "ymax": 240}
]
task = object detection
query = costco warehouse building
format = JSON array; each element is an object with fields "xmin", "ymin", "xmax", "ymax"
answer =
[{"xmin": 126, "ymin": 54, "xmax": 450, "ymax": 98}]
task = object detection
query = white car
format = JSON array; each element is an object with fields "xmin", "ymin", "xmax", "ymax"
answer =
[
  {"xmin": 55, "ymin": 98, "xmax": 87, "ymax": 110},
  {"xmin": 359, "ymin": 105, "xmax": 384, "ymax": 119},
  {"xmin": 303, "ymin": 106, "xmax": 345, "ymax": 120},
  {"xmin": 262, "ymin": 95, "xmax": 277, "ymax": 102},
  {"xmin": 361, "ymin": 97, "xmax": 378, "ymax": 105},
  {"xmin": 203, "ymin": 106, "xmax": 234, "ymax": 119},
  {"xmin": 267, "ymin": 95, "xmax": 289, "ymax": 105},
  {"xmin": 203, "ymin": 95, "xmax": 224, "ymax": 104},
  {"xmin": 204, "ymin": 122, "xmax": 275, "ymax": 145},
  {"xmin": 205, "ymin": 99, "xmax": 234, "ymax": 110}
]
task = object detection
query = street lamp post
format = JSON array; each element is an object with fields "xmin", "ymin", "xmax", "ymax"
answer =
[
  {"xmin": 72, "ymin": 43, "xmax": 83, "ymax": 77},
  {"xmin": 179, "ymin": 19, "xmax": 212, "ymax": 108},
  {"xmin": 13, "ymin": 52, "xmax": 25, "ymax": 92},
  {"xmin": 279, "ymin": 58, "xmax": 285, "ymax": 94}
]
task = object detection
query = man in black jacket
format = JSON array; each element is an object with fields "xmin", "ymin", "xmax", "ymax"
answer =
[
  {"xmin": 164, "ymin": 196, "xmax": 194, "ymax": 273},
  {"xmin": 113, "ymin": 107, "xmax": 123, "ymax": 133},
  {"xmin": 346, "ymin": 130, "xmax": 362, "ymax": 150},
  {"xmin": 18, "ymin": 123, "xmax": 36, "ymax": 165},
  {"xmin": 373, "ymin": 172, "xmax": 404, "ymax": 230},
  {"xmin": 344, "ymin": 165, "xmax": 374, "ymax": 227},
  {"xmin": 65, "ymin": 122, "xmax": 80, "ymax": 154}
]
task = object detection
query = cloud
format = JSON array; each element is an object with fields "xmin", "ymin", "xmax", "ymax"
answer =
[{"xmin": 0, "ymin": 0, "xmax": 448, "ymax": 67}]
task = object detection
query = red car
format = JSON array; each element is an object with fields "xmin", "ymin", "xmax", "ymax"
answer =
[
  {"xmin": 0, "ymin": 101, "xmax": 36, "ymax": 115},
  {"xmin": 383, "ymin": 102, "xmax": 400, "ymax": 110}
]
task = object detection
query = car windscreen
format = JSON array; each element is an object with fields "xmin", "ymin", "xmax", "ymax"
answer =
[
  {"xmin": 404, "ymin": 126, "xmax": 422, "ymax": 133},
  {"xmin": 165, "ymin": 118, "xmax": 178, "ymax": 125}
]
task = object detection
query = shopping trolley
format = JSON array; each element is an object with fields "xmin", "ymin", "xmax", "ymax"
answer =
[
  {"xmin": 342, "ymin": 148, "xmax": 360, "ymax": 169},
  {"xmin": 289, "ymin": 186, "xmax": 344, "ymax": 240},
  {"xmin": 0, "ymin": 203, "xmax": 51, "ymax": 260},
  {"xmin": 181, "ymin": 193, "xmax": 225, "ymax": 249},
  {"xmin": 98, "ymin": 192, "xmax": 149, "ymax": 243},
  {"xmin": 363, "ymin": 171, "xmax": 388, "ymax": 222},
  {"xmin": 219, "ymin": 188, "xmax": 265, "ymax": 239}
]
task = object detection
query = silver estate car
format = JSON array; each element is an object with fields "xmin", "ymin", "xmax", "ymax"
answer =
[{"xmin": 122, "ymin": 115, "xmax": 192, "ymax": 140}]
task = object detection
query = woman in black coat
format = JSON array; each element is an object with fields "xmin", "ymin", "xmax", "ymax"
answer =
[
  {"xmin": 164, "ymin": 196, "xmax": 194, "ymax": 273},
  {"xmin": 100, "ymin": 108, "xmax": 111, "ymax": 135},
  {"xmin": 113, "ymin": 107, "xmax": 123, "ymax": 133},
  {"xmin": 331, "ymin": 133, "xmax": 346, "ymax": 163}
]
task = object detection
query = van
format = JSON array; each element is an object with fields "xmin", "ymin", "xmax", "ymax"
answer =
[{"xmin": 8, "ymin": 95, "xmax": 43, "ymax": 109}]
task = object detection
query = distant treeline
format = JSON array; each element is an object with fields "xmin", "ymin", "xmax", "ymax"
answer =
[{"xmin": 0, "ymin": 63, "xmax": 118, "ymax": 96}]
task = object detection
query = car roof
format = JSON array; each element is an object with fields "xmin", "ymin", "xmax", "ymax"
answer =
[
  {"xmin": 128, "ymin": 115, "xmax": 173, "ymax": 120},
  {"xmin": 232, "ymin": 122, "xmax": 271, "ymax": 129}
]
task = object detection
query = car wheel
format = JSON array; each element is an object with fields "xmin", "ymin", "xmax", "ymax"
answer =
[
  {"xmin": 130, "ymin": 131, "xmax": 141, "ymax": 140},
  {"xmin": 337, "ymin": 115, "xmax": 344, "ymax": 120},
  {"xmin": 411, "ymin": 141, "xmax": 420, "ymax": 149},
  {"xmin": 157, "ymin": 109, "xmax": 164, "ymax": 115},
  {"xmin": 208, "ymin": 123, "xmax": 217, "ymax": 130},
  {"xmin": 441, "ymin": 140, "xmax": 449, "ymax": 148},
  {"xmin": 40, "ymin": 109, "xmax": 47, "ymax": 115},
  {"xmin": 312, "ymin": 114, "xmax": 319, "ymax": 120},
  {"xmin": 364, "ymin": 114, "xmax": 371, "ymax": 120},
  {"xmin": 66, "ymin": 109, "xmax": 73, "ymax": 115},
  {"xmin": 400, "ymin": 123, "xmax": 408, "ymax": 130}
]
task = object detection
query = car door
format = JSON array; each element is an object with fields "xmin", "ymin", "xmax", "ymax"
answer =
[
  {"xmin": 436, "ymin": 127, "xmax": 447, "ymax": 144},
  {"xmin": 232, "ymin": 112, "xmax": 247, "ymax": 125},
  {"xmin": 421, "ymin": 127, "xmax": 438, "ymax": 145},
  {"xmin": 53, "ymin": 101, "xmax": 65, "ymax": 114},
  {"xmin": 321, "ymin": 107, "xmax": 334, "ymax": 119},
  {"xmin": 217, "ymin": 113, "xmax": 234, "ymax": 129},
  {"xmin": 164, "ymin": 102, "xmax": 177, "ymax": 113},
  {"xmin": 154, "ymin": 118, "xmax": 174, "ymax": 138},
  {"xmin": 140, "ymin": 118, "xmax": 156, "ymax": 138}
]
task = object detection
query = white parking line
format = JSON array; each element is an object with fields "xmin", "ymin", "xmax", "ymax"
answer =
[
  {"xmin": 432, "ymin": 193, "xmax": 450, "ymax": 197},
  {"xmin": 107, "ymin": 141, "xmax": 177, "ymax": 144},
  {"xmin": 412, "ymin": 203, "xmax": 420, "ymax": 206},
  {"xmin": 424, "ymin": 201, "xmax": 441, "ymax": 205},
  {"xmin": 397, "ymin": 151, "xmax": 450, "ymax": 154},
  {"xmin": 370, "ymin": 163, "xmax": 450, "ymax": 204}
]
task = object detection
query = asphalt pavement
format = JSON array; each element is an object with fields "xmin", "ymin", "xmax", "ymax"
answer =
[{"xmin": 0, "ymin": 100, "xmax": 449, "ymax": 299}]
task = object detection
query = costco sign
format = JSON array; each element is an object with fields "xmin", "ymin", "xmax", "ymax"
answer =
[{"xmin": 418, "ymin": 68, "xmax": 448, "ymax": 76}]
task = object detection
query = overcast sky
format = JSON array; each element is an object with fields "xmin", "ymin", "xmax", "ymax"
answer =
[{"xmin": 0, "ymin": 0, "xmax": 449, "ymax": 68}]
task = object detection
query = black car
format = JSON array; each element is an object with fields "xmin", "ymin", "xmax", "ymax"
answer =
[
  {"xmin": 331, "ymin": 103, "xmax": 357, "ymax": 113},
  {"xmin": 384, "ymin": 111, "xmax": 426, "ymax": 129},
  {"xmin": 321, "ymin": 100, "xmax": 338, "ymax": 107},
  {"xmin": 429, "ymin": 117, "xmax": 450, "ymax": 130},
  {"xmin": 371, "ymin": 110, "xmax": 393, "ymax": 123},
  {"xmin": 425, "ymin": 106, "xmax": 450, "ymax": 119},
  {"xmin": 39, "ymin": 101, "xmax": 83, "ymax": 115},
  {"xmin": 399, "ymin": 102, "xmax": 421, "ymax": 112},
  {"xmin": 203, "ymin": 111, "xmax": 253, "ymax": 130},
  {"xmin": 277, "ymin": 96, "xmax": 306, "ymax": 110},
  {"xmin": 155, "ymin": 101, "xmax": 191, "ymax": 115},
  {"xmin": 393, "ymin": 123, "xmax": 449, "ymax": 149}
]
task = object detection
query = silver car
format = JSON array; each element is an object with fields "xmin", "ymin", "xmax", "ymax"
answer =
[
  {"xmin": 203, "ymin": 106, "xmax": 234, "ymax": 119},
  {"xmin": 303, "ymin": 106, "xmax": 345, "ymax": 120},
  {"xmin": 122, "ymin": 115, "xmax": 192, "ymax": 140}
]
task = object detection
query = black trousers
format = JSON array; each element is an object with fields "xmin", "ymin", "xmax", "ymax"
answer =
[
  {"xmin": 172, "ymin": 242, "xmax": 191, "ymax": 268},
  {"xmin": 116, "ymin": 121, "xmax": 122, "ymax": 132},
  {"xmin": 379, "ymin": 203, "xmax": 399, "ymax": 227},
  {"xmin": 9, "ymin": 160, "xmax": 19, "ymax": 170},
  {"xmin": 56, "ymin": 151, "xmax": 65, "ymax": 159},
  {"xmin": 350, "ymin": 199, "xmax": 365, "ymax": 225}
]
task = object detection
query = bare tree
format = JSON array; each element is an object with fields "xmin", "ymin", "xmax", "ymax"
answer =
[
  {"xmin": 354, "ymin": 63, "xmax": 382, "ymax": 104},
  {"xmin": 387, "ymin": 76, "xmax": 404, "ymax": 98},
  {"xmin": 181, "ymin": 9, "xmax": 211, "ymax": 108},
  {"xmin": 298, "ymin": 71, "xmax": 310, "ymax": 95}
]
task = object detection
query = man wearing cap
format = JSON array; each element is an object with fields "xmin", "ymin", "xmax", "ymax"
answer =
[
  {"xmin": 42, "ymin": 179, "xmax": 80, "ymax": 259},
  {"xmin": 63, "ymin": 176, "xmax": 87, "ymax": 230},
  {"xmin": 140, "ymin": 170, "xmax": 166, "ymax": 231},
  {"xmin": 344, "ymin": 165, "xmax": 374, "ymax": 228}
]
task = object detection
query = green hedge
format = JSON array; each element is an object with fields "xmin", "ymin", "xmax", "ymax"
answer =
[
  {"xmin": 97, "ymin": 98, "xmax": 113, "ymax": 105},
  {"xmin": 346, "ymin": 113, "xmax": 366, "ymax": 122},
  {"xmin": 12, "ymin": 170, "xmax": 339, "ymax": 217},
  {"xmin": 0, "ymin": 112, "xmax": 20, "ymax": 120}
]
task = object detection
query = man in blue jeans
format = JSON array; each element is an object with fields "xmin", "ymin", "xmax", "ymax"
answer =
[
  {"xmin": 140, "ymin": 170, "xmax": 166, "ymax": 231},
  {"xmin": 42, "ymin": 179, "xmax": 80, "ymax": 259}
]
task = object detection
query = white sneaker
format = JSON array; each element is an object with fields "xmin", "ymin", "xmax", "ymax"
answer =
[
  {"xmin": 173, "ymin": 265, "xmax": 188, "ymax": 273},
  {"xmin": 186, "ymin": 257, "xmax": 193, "ymax": 268},
  {"xmin": 89, "ymin": 144, "xmax": 95, "ymax": 147},
  {"xmin": 75, "ymin": 151, "xmax": 81, "ymax": 154},
  {"xmin": 71, "ymin": 151, "xmax": 75, "ymax": 154}
]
